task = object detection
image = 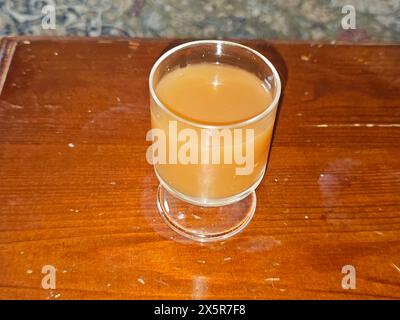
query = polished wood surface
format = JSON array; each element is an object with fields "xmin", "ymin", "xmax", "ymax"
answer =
[{"xmin": 0, "ymin": 38, "xmax": 399, "ymax": 300}]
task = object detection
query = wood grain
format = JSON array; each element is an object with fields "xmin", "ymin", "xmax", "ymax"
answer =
[{"xmin": 0, "ymin": 38, "xmax": 399, "ymax": 299}]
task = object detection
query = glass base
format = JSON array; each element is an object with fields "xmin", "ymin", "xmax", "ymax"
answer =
[{"xmin": 156, "ymin": 185, "xmax": 256, "ymax": 242}]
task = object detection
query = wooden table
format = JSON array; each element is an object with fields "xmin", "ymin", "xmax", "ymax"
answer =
[{"xmin": 0, "ymin": 38, "xmax": 399, "ymax": 300}]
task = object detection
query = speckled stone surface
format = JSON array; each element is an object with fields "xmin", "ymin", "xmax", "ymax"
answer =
[{"xmin": 0, "ymin": 0, "xmax": 399, "ymax": 41}]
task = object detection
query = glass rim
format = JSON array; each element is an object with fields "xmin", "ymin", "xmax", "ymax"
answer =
[{"xmin": 149, "ymin": 40, "xmax": 282, "ymax": 129}]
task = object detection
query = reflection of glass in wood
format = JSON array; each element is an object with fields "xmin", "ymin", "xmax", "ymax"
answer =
[{"xmin": 151, "ymin": 63, "xmax": 277, "ymax": 202}]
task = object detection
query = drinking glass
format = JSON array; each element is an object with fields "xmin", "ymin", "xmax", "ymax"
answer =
[{"xmin": 148, "ymin": 40, "xmax": 281, "ymax": 242}]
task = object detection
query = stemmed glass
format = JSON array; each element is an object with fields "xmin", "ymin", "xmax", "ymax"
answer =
[{"xmin": 148, "ymin": 40, "xmax": 281, "ymax": 242}]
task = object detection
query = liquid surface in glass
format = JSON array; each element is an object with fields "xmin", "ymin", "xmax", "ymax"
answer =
[{"xmin": 156, "ymin": 63, "xmax": 272, "ymax": 125}]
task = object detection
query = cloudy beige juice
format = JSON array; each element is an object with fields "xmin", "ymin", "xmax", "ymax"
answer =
[{"xmin": 149, "ymin": 63, "xmax": 277, "ymax": 204}]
